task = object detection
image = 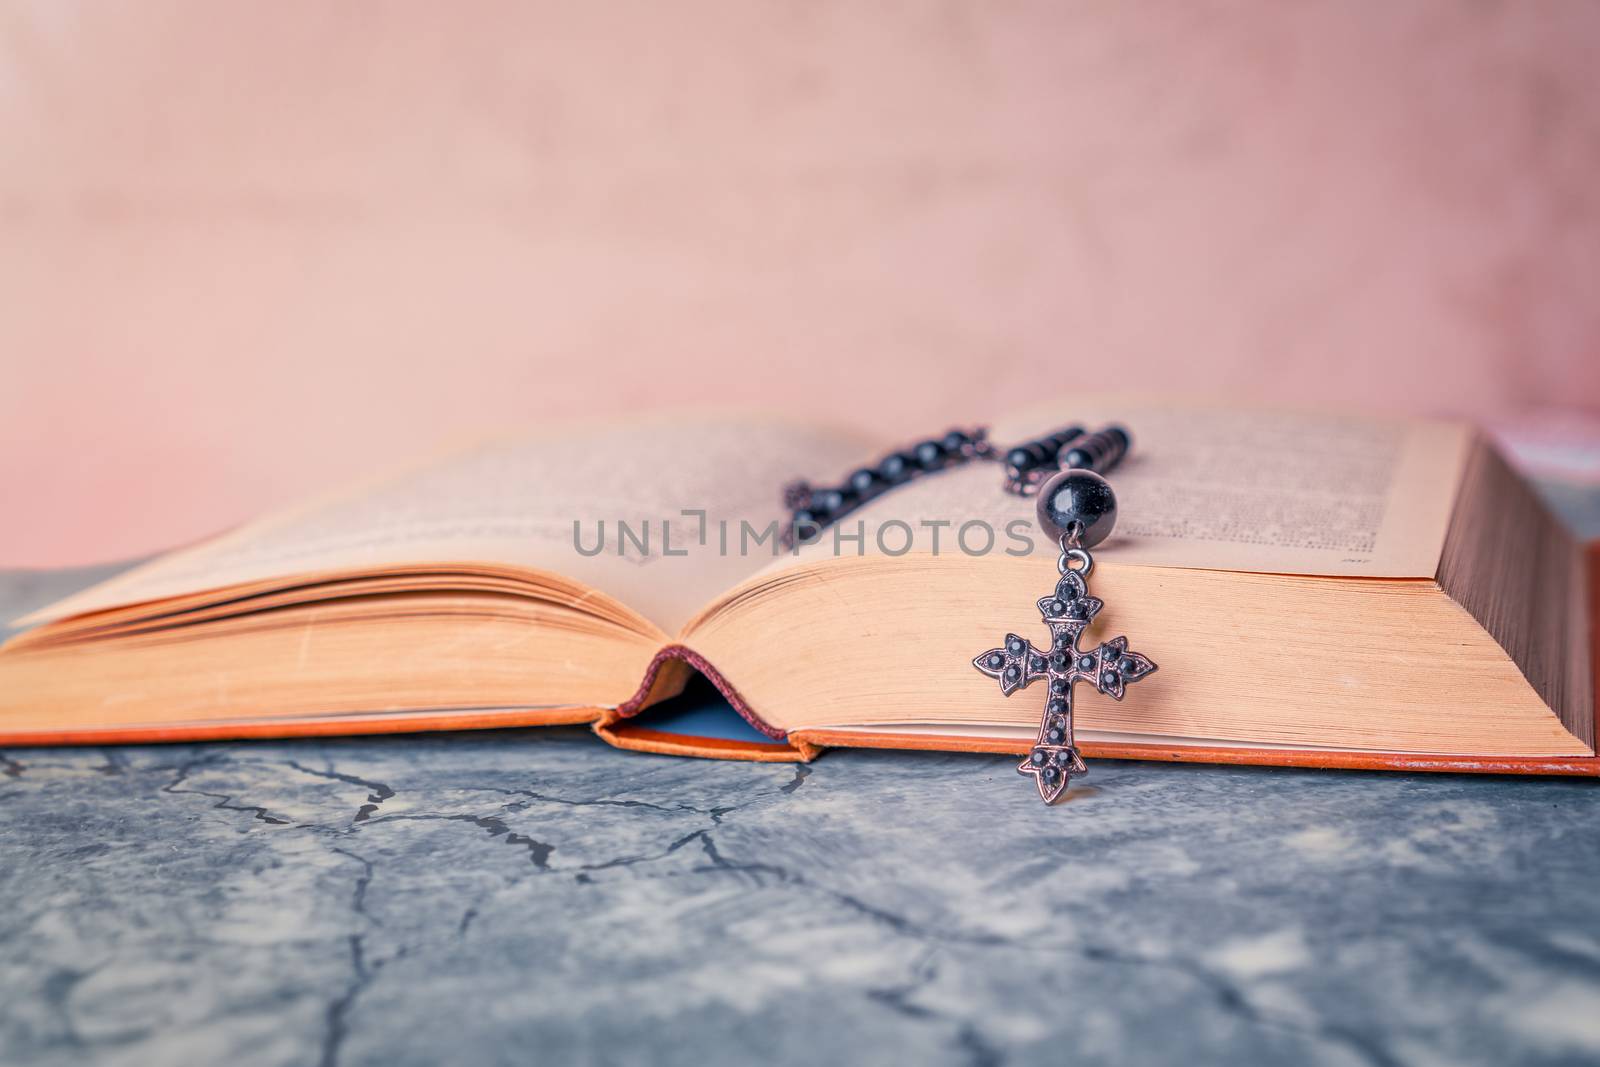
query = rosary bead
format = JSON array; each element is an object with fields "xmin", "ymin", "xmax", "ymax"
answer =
[
  {"xmin": 1057, "ymin": 425, "xmax": 1130, "ymax": 476},
  {"xmin": 1036, "ymin": 469, "xmax": 1118, "ymax": 548},
  {"xmin": 810, "ymin": 488, "xmax": 849, "ymax": 513},
  {"xmin": 1059, "ymin": 445, "xmax": 1092, "ymax": 470},
  {"xmin": 847, "ymin": 468, "xmax": 880, "ymax": 495},
  {"xmin": 879, "ymin": 452, "xmax": 914, "ymax": 483},
  {"xmin": 941, "ymin": 430, "xmax": 971, "ymax": 453},
  {"xmin": 1004, "ymin": 446, "xmax": 1037, "ymax": 471},
  {"xmin": 913, "ymin": 440, "xmax": 946, "ymax": 470}
]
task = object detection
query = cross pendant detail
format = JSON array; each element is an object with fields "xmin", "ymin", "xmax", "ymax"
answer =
[{"xmin": 972, "ymin": 548, "xmax": 1157, "ymax": 804}]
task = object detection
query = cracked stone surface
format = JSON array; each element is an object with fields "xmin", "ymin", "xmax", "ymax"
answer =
[{"xmin": 4, "ymin": 569, "xmax": 1600, "ymax": 1066}]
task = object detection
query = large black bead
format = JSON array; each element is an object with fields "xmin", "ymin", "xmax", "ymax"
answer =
[
  {"xmin": 1036, "ymin": 469, "xmax": 1118, "ymax": 548},
  {"xmin": 913, "ymin": 440, "xmax": 946, "ymax": 470}
]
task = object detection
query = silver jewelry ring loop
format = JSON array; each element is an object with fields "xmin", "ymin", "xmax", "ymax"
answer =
[{"xmin": 1057, "ymin": 538, "xmax": 1093, "ymax": 577}]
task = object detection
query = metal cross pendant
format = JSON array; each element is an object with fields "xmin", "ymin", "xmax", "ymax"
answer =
[{"xmin": 972, "ymin": 545, "xmax": 1157, "ymax": 804}]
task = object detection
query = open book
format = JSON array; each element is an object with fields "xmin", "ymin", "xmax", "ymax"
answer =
[{"xmin": 2, "ymin": 399, "xmax": 1594, "ymax": 775}]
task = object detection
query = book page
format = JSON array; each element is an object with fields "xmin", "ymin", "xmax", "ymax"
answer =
[
  {"xmin": 23, "ymin": 414, "xmax": 881, "ymax": 634},
  {"xmin": 783, "ymin": 399, "xmax": 1471, "ymax": 578}
]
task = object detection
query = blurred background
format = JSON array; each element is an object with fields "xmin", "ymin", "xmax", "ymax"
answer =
[{"xmin": 2, "ymin": 1, "xmax": 1598, "ymax": 566}]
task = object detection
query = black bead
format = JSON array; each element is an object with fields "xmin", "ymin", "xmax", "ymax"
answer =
[
  {"xmin": 1120, "ymin": 657, "xmax": 1138, "ymax": 674},
  {"xmin": 1006, "ymin": 637, "xmax": 1024, "ymax": 653},
  {"xmin": 1049, "ymin": 652, "xmax": 1068, "ymax": 670},
  {"xmin": 1102, "ymin": 669, "xmax": 1119, "ymax": 687},
  {"xmin": 1078, "ymin": 656, "xmax": 1096, "ymax": 672},
  {"xmin": 1046, "ymin": 727, "xmax": 1064, "ymax": 744},
  {"xmin": 941, "ymin": 430, "xmax": 971, "ymax": 453},
  {"xmin": 1031, "ymin": 749, "xmax": 1047, "ymax": 766},
  {"xmin": 1050, "ymin": 678, "xmax": 1067, "ymax": 694},
  {"xmin": 1004, "ymin": 666, "xmax": 1019, "ymax": 681},
  {"xmin": 1054, "ymin": 633, "xmax": 1072, "ymax": 649},
  {"xmin": 1056, "ymin": 750, "xmax": 1076, "ymax": 766},
  {"xmin": 986, "ymin": 653, "xmax": 1004, "ymax": 669},
  {"xmin": 1036, "ymin": 469, "xmax": 1118, "ymax": 548},
  {"xmin": 1029, "ymin": 655, "xmax": 1046, "ymax": 672},
  {"xmin": 1060, "ymin": 447, "xmax": 1092, "ymax": 469},
  {"xmin": 1048, "ymin": 599, "xmax": 1065, "ymax": 615},
  {"xmin": 848, "ymin": 468, "xmax": 881, "ymax": 494},
  {"xmin": 810, "ymin": 488, "xmax": 846, "ymax": 513},
  {"xmin": 1005, "ymin": 446, "xmax": 1036, "ymax": 471},
  {"xmin": 913, "ymin": 440, "xmax": 945, "ymax": 470},
  {"xmin": 1047, "ymin": 699, "xmax": 1066, "ymax": 715},
  {"xmin": 1057, "ymin": 425, "xmax": 1130, "ymax": 476},
  {"xmin": 792, "ymin": 508, "xmax": 823, "ymax": 530},
  {"xmin": 879, "ymin": 452, "xmax": 913, "ymax": 483},
  {"xmin": 1044, "ymin": 766, "xmax": 1060, "ymax": 781}
]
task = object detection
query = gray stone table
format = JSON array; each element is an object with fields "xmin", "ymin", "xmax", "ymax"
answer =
[{"xmin": 2, "ymin": 560, "xmax": 1599, "ymax": 1067}]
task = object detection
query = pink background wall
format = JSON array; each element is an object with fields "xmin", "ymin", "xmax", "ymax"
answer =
[{"xmin": 3, "ymin": 2, "xmax": 1598, "ymax": 566}]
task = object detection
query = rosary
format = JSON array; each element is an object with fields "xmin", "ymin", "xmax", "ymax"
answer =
[{"xmin": 783, "ymin": 423, "xmax": 1158, "ymax": 804}]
